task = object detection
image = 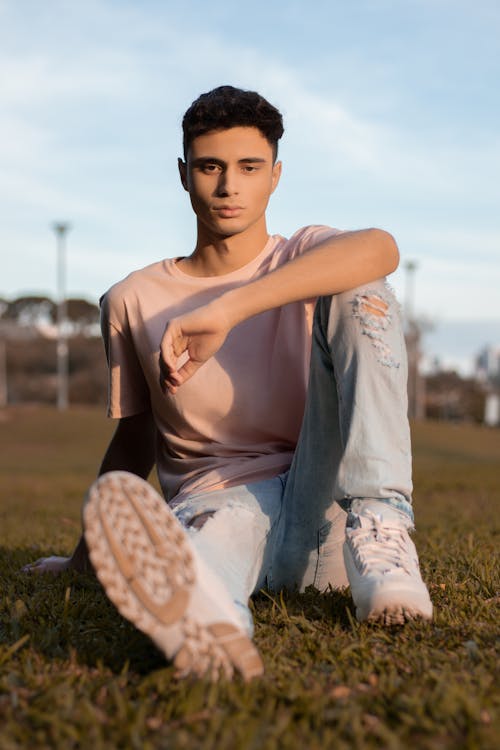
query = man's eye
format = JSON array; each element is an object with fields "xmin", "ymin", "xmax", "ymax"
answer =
[
  {"xmin": 202, "ymin": 163, "xmax": 220, "ymax": 173},
  {"xmin": 242, "ymin": 165, "xmax": 257, "ymax": 173}
]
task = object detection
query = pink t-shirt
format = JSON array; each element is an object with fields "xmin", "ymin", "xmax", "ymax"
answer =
[{"xmin": 101, "ymin": 225, "xmax": 341, "ymax": 503}]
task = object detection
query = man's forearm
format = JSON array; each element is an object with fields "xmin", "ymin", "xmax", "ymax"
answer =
[
  {"xmin": 159, "ymin": 228, "xmax": 398, "ymax": 392},
  {"xmin": 219, "ymin": 228, "xmax": 398, "ymax": 328}
]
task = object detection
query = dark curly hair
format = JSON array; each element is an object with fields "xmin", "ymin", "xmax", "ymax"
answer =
[{"xmin": 182, "ymin": 85, "xmax": 284, "ymax": 162}]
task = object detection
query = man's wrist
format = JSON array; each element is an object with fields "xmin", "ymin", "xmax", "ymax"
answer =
[
  {"xmin": 213, "ymin": 286, "xmax": 256, "ymax": 330},
  {"xmin": 210, "ymin": 289, "xmax": 245, "ymax": 330}
]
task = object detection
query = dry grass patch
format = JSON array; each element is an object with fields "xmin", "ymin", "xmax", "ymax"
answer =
[{"xmin": 1, "ymin": 407, "xmax": 499, "ymax": 749}]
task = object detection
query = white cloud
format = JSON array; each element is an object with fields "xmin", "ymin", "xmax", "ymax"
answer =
[{"xmin": 0, "ymin": 51, "xmax": 142, "ymax": 107}]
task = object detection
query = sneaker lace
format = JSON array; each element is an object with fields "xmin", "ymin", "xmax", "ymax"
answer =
[{"xmin": 348, "ymin": 511, "xmax": 414, "ymax": 576}]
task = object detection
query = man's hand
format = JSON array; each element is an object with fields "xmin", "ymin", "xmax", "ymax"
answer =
[
  {"xmin": 22, "ymin": 535, "xmax": 93, "ymax": 576},
  {"xmin": 159, "ymin": 301, "xmax": 231, "ymax": 393},
  {"xmin": 22, "ymin": 555, "xmax": 76, "ymax": 575},
  {"xmin": 21, "ymin": 552, "xmax": 93, "ymax": 576}
]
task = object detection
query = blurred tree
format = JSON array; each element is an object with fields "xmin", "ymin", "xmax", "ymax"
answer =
[
  {"xmin": 66, "ymin": 298, "xmax": 100, "ymax": 335},
  {"xmin": 1, "ymin": 296, "xmax": 100, "ymax": 335},
  {"xmin": 3, "ymin": 296, "xmax": 56, "ymax": 326}
]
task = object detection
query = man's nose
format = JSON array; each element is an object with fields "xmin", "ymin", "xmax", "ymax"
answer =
[{"xmin": 216, "ymin": 168, "xmax": 238, "ymax": 196}]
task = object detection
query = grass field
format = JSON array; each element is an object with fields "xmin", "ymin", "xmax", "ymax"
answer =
[{"xmin": 0, "ymin": 406, "xmax": 499, "ymax": 749}]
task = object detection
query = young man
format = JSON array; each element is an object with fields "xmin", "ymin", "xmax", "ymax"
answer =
[{"xmin": 25, "ymin": 86, "xmax": 432, "ymax": 681}]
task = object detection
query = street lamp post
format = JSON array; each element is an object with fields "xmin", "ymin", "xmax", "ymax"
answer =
[{"xmin": 52, "ymin": 222, "xmax": 70, "ymax": 411}]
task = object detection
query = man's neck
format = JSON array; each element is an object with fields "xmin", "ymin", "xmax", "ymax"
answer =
[{"xmin": 177, "ymin": 221, "xmax": 270, "ymax": 278}]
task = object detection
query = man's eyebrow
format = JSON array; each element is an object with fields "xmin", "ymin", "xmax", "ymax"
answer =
[
  {"xmin": 191, "ymin": 156, "xmax": 268, "ymax": 166},
  {"xmin": 191, "ymin": 157, "xmax": 226, "ymax": 167}
]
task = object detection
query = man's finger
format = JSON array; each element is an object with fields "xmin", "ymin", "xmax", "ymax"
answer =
[
  {"xmin": 159, "ymin": 352, "xmax": 175, "ymax": 379},
  {"xmin": 160, "ymin": 335, "xmax": 189, "ymax": 373},
  {"xmin": 161, "ymin": 357, "xmax": 200, "ymax": 392},
  {"xmin": 21, "ymin": 563, "xmax": 36, "ymax": 573},
  {"xmin": 21, "ymin": 559, "xmax": 51, "ymax": 575},
  {"xmin": 159, "ymin": 343, "xmax": 177, "ymax": 373},
  {"xmin": 159, "ymin": 368, "xmax": 181, "ymax": 395},
  {"xmin": 175, "ymin": 357, "xmax": 203, "ymax": 385}
]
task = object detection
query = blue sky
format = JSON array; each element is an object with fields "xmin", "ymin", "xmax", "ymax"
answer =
[{"xmin": 1, "ymin": 0, "xmax": 499, "ymax": 366}]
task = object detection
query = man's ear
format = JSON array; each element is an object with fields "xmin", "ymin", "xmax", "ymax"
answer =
[
  {"xmin": 271, "ymin": 160, "xmax": 282, "ymax": 193},
  {"xmin": 178, "ymin": 158, "xmax": 188, "ymax": 191}
]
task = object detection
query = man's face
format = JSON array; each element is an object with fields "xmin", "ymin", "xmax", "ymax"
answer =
[{"xmin": 179, "ymin": 126, "xmax": 281, "ymax": 239}]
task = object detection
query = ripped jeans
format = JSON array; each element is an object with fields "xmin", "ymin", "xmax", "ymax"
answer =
[{"xmin": 172, "ymin": 279, "xmax": 413, "ymax": 635}]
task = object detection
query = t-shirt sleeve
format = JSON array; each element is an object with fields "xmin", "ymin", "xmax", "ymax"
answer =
[{"xmin": 100, "ymin": 290, "xmax": 151, "ymax": 419}]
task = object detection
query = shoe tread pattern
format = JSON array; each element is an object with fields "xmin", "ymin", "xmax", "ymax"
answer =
[{"xmin": 84, "ymin": 472, "xmax": 263, "ymax": 681}]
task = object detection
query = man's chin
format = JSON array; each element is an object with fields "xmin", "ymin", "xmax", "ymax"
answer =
[{"xmin": 211, "ymin": 222, "xmax": 247, "ymax": 238}]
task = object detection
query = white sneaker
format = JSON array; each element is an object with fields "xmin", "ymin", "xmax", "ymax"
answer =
[
  {"xmin": 343, "ymin": 500, "xmax": 433, "ymax": 625},
  {"xmin": 83, "ymin": 471, "xmax": 263, "ymax": 681}
]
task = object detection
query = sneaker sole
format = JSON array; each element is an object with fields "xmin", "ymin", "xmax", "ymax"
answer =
[
  {"xmin": 83, "ymin": 471, "xmax": 264, "ymax": 681},
  {"xmin": 362, "ymin": 600, "xmax": 432, "ymax": 626}
]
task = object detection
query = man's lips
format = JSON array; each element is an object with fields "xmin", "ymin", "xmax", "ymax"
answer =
[{"xmin": 213, "ymin": 206, "xmax": 243, "ymax": 217}]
